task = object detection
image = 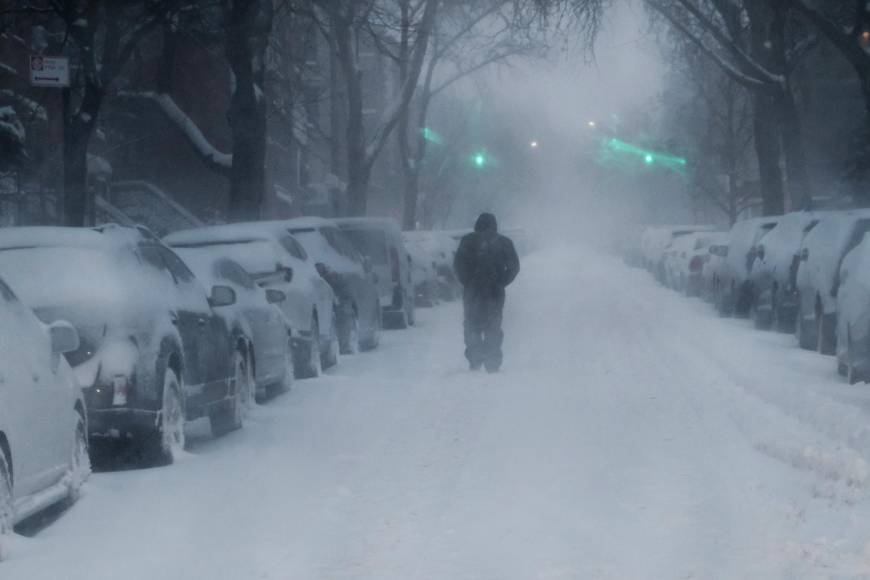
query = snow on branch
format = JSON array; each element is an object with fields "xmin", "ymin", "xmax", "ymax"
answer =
[{"xmin": 118, "ymin": 91, "xmax": 232, "ymax": 177}]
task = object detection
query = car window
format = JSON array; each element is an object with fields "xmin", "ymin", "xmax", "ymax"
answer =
[
  {"xmin": 279, "ymin": 235, "xmax": 308, "ymax": 261},
  {"xmin": 138, "ymin": 245, "xmax": 171, "ymax": 275},
  {"xmin": 0, "ymin": 277, "xmax": 16, "ymax": 302},
  {"xmin": 158, "ymin": 247, "xmax": 197, "ymax": 284},
  {"xmin": 217, "ymin": 259, "xmax": 256, "ymax": 290}
]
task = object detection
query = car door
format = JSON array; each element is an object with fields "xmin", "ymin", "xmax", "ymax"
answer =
[
  {"xmin": 219, "ymin": 259, "xmax": 285, "ymax": 382},
  {"xmin": 159, "ymin": 247, "xmax": 233, "ymax": 404},
  {"xmin": 0, "ymin": 280, "xmax": 66, "ymax": 495}
]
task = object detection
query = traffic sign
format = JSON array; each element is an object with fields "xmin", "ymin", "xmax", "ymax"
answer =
[{"xmin": 29, "ymin": 55, "xmax": 70, "ymax": 88}]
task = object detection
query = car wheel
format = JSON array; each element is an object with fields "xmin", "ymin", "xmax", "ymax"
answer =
[
  {"xmin": 151, "ymin": 368, "xmax": 185, "ymax": 465},
  {"xmin": 361, "ymin": 304, "xmax": 381, "ymax": 351},
  {"xmin": 796, "ymin": 302, "xmax": 815, "ymax": 350},
  {"xmin": 322, "ymin": 312, "xmax": 340, "ymax": 369},
  {"xmin": 296, "ymin": 314, "xmax": 321, "ymax": 379},
  {"xmin": 817, "ymin": 310, "xmax": 836, "ymax": 356},
  {"xmin": 269, "ymin": 337, "xmax": 294, "ymax": 398},
  {"xmin": 846, "ymin": 330, "xmax": 864, "ymax": 384},
  {"xmin": 211, "ymin": 350, "xmax": 250, "ymax": 436},
  {"xmin": 0, "ymin": 445, "xmax": 11, "ymax": 541},
  {"xmin": 66, "ymin": 415, "xmax": 90, "ymax": 502},
  {"xmin": 340, "ymin": 311, "xmax": 360, "ymax": 355}
]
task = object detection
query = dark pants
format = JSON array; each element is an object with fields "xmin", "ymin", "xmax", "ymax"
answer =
[{"xmin": 463, "ymin": 284, "xmax": 505, "ymax": 370}]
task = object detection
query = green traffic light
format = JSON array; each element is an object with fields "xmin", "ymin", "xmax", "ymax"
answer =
[
  {"xmin": 644, "ymin": 154, "xmax": 654, "ymax": 165},
  {"xmin": 604, "ymin": 138, "xmax": 686, "ymax": 170},
  {"xmin": 473, "ymin": 152, "xmax": 487, "ymax": 167}
]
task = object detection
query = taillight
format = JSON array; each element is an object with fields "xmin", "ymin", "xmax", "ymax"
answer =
[
  {"xmin": 689, "ymin": 256, "xmax": 703, "ymax": 272},
  {"xmin": 112, "ymin": 374, "xmax": 131, "ymax": 406},
  {"xmin": 390, "ymin": 247, "xmax": 400, "ymax": 283}
]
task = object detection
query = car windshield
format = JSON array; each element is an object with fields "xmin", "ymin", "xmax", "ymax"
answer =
[
  {"xmin": 341, "ymin": 228, "xmax": 388, "ymax": 264},
  {"xmin": 169, "ymin": 239, "xmax": 281, "ymax": 277}
]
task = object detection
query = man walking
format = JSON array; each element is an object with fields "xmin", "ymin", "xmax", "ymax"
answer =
[{"xmin": 453, "ymin": 213, "xmax": 520, "ymax": 373}]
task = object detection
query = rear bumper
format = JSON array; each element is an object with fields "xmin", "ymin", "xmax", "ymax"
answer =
[{"xmin": 87, "ymin": 408, "xmax": 159, "ymax": 439}]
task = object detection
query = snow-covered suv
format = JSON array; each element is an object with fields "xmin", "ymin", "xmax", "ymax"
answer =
[
  {"xmin": 749, "ymin": 211, "xmax": 821, "ymax": 332},
  {"xmin": 0, "ymin": 276, "xmax": 88, "ymax": 545},
  {"xmin": 0, "ymin": 226, "xmax": 252, "ymax": 466},
  {"xmin": 715, "ymin": 217, "xmax": 780, "ymax": 317},
  {"xmin": 334, "ymin": 218, "xmax": 416, "ymax": 329},
  {"xmin": 795, "ymin": 210, "xmax": 870, "ymax": 354}
]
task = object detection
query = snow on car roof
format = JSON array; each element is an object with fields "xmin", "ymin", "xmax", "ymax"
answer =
[
  {"xmin": 333, "ymin": 217, "xmax": 402, "ymax": 233},
  {"xmin": 0, "ymin": 224, "xmax": 147, "ymax": 250},
  {"xmin": 163, "ymin": 223, "xmax": 280, "ymax": 245}
]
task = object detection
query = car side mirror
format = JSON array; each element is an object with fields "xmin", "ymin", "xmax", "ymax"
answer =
[
  {"xmin": 209, "ymin": 285, "xmax": 237, "ymax": 308},
  {"xmin": 801, "ymin": 248, "xmax": 809, "ymax": 262},
  {"xmin": 49, "ymin": 320, "xmax": 80, "ymax": 354},
  {"xmin": 757, "ymin": 245, "xmax": 765, "ymax": 261},
  {"xmin": 265, "ymin": 288, "xmax": 286, "ymax": 304},
  {"xmin": 281, "ymin": 266, "xmax": 293, "ymax": 282}
]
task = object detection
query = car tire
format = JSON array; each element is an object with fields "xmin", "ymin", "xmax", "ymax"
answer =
[
  {"xmin": 211, "ymin": 350, "xmax": 250, "ymax": 437},
  {"xmin": 796, "ymin": 303, "xmax": 815, "ymax": 350},
  {"xmin": 361, "ymin": 304, "xmax": 381, "ymax": 351},
  {"xmin": 268, "ymin": 337, "xmax": 294, "ymax": 398},
  {"xmin": 295, "ymin": 314, "xmax": 322, "ymax": 379},
  {"xmin": 340, "ymin": 311, "xmax": 360, "ymax": 355},
  {"xmin": 817, "ymin": 311, "xmax": 836, "ymax": 356},
  {"xmin": 66, "ymin": 415, "xmax": 90, "ymax": 502},
  {"xmin": 144, "ymin": 368, "xmax": 186, "ymax": 466},
  {"xmin": 0, "ymin": 445, "xmax": 11, "ymax": 542},
  {"xmin": 321, "ymin": 313, "xmax": 340, "ymax": 369}
]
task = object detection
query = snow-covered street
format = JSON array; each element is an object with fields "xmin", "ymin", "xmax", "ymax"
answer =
[{"xmin": 7, "ymin": 244, "xmax": 870, "ymax": 579}]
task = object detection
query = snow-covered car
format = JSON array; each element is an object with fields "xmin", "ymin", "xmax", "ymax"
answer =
[
  {"xmin": 403, "ymin": 230, "xmax": 461, "ymax": 303},
  {"xmin": 164, "ymin": 224, "xmax": 339, "ymax": 378},
  {"xmin": 0, "ymin": 276, "xmax": 89, "ymax": 541},
  {"xmin": 276, "ymin": 217, "xmax": 381, "ymax": 354},
  {"xmin": 640, "ymin": 225, "xmax": 715, "ymax": 282},
  {"xmin": 403, "ymin": 235, "xmax": 441, "ymax": 307},
  {"xmin": 664, "ymin": 231, "xmax": 728, "ymax": 296},
  {"xmin": 748, "ymin": 211, "xmax": 821, "ymax": 331},
  {"xmin": 334, "ymin": 218, "xmax": 416, "ymax": 329},
  {"xmin": 701, "ymin": 242, "xmax": 729, "ymax": 302},
  {"xmin": 172, "ymin": 250, "xmax": 293, "ymax": 399},
  {"xmin": 795, "ymin": 210, "xmax": 870, "ymax": 354},
  {"xmin": 0, "ymin": 226, "xmax": 251, "ymax": 466},
  {"xmin": 835, "ymin": 236, "xmax": 870, "ymax": 383},
  {"xmin": 714, "ymin": 217, "xmax": 780, "ymax": 317}
]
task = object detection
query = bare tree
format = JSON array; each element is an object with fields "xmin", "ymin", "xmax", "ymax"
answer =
[
  {"xmin": 646, "ymin": 0, "xmax": 813, "ymax": 215},
  {"xmin": 395, "ymin": 0, "xmax": 546, "ymax": 230},
  {"xmin": 44, "ymin": 0, "xmax": 172, "ymax": 226},
  {"xmin": 309, "ymin": 0, "xmax": 438, "ymax": 216}
]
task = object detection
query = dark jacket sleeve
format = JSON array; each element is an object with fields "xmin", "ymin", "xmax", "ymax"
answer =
[
  {"xmin": 453, "ymin": 235, "xmax": 473, "ymax": 286},
  {"xmin": 501, "ymin": 238, "xmax": 520, "ymax": 287}
]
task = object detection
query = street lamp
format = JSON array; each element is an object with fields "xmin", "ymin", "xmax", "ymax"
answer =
[
  {"xmin": 587, "ymin": 120, "xmax": 597, "ymax": 129},
  {"xmin": 530, "ymin": 140, "xmax": 539, "ymax": 149}
]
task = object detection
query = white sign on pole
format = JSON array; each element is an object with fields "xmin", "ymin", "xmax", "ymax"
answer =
[{"xmin": 29, "ymin": 55, "xmax": 70, "ymax": 88}]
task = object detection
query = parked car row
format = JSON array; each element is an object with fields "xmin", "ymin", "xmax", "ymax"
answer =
[
  {"xmin": 630, "ymin": 210, "xmax": 870, "ymax": 386},
  {"xmin": 0, "ymin": 216, "xmax": 456, "ymax": 543}
]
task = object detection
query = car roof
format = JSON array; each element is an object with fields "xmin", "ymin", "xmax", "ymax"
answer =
[
  {"xmin": 0, "ymin": 224, "xmax": 150, "ymax": 250},
  {"xmin": 332, "ymin": 217, "xmax": 401, "ymax": 233},
  {"xmin": 164, "ymin": 222, "xmax": 284, "ymax": 246}
]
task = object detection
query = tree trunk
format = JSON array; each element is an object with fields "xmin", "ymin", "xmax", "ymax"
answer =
[
  {"xmin": 753, "ymin": 93, "xmax": 786, "ymax": 216},
  {"xmin": 62, "ymin": 86, "xmax": 101, "ymax": 227},
  {"xmin": 225, "ymin": 0, "xmax": 272, "ymax": 222}
]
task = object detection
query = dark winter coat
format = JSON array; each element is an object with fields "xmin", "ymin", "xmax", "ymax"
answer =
[{"xmin": 453, "ymin": 214, "xmax": 520, "ymax": 292}]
